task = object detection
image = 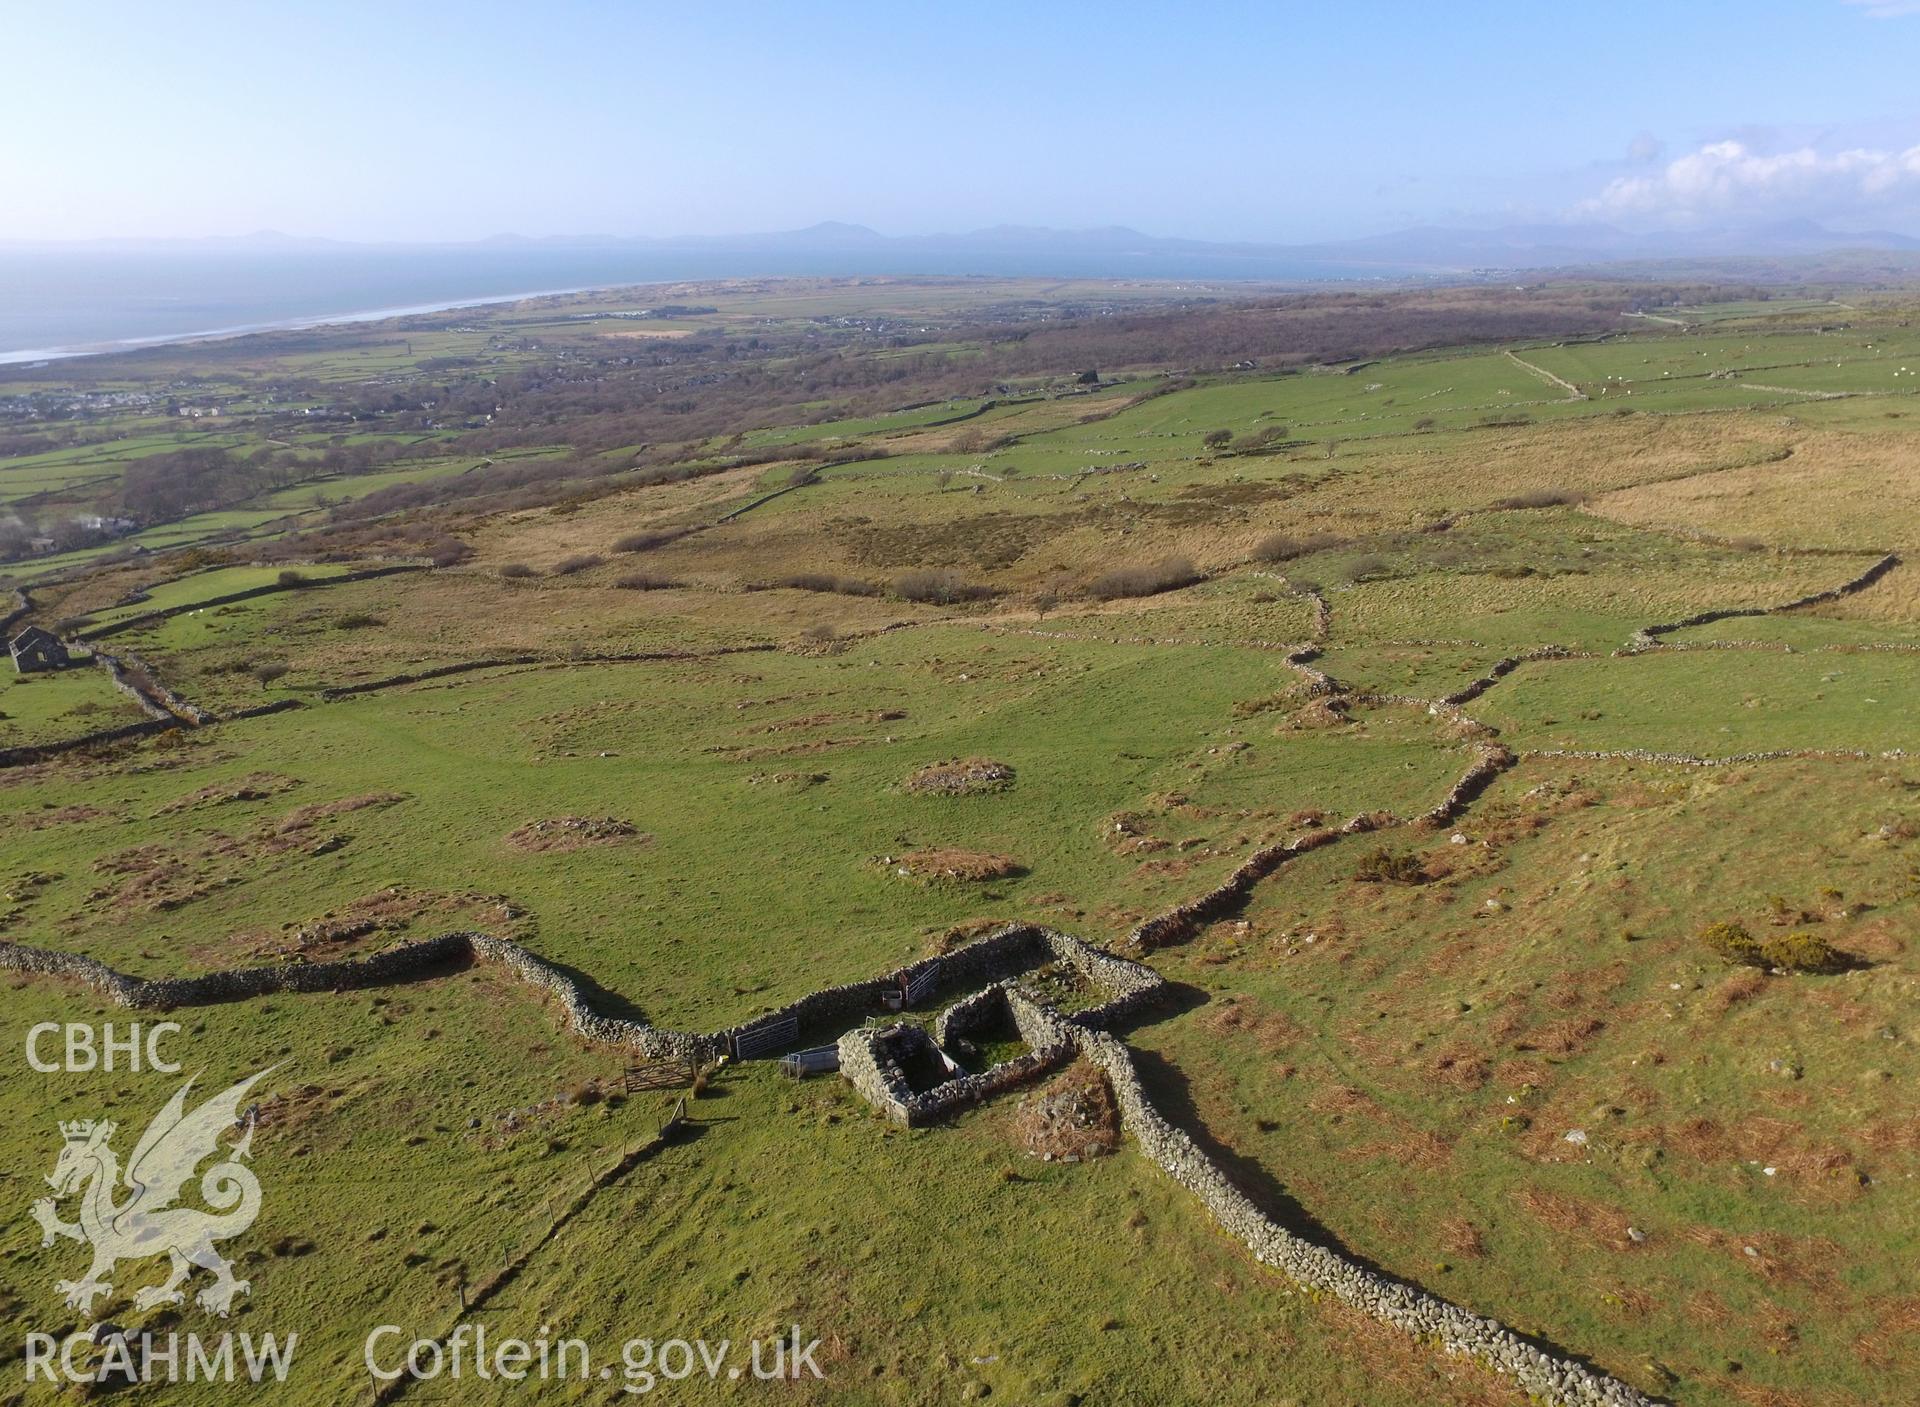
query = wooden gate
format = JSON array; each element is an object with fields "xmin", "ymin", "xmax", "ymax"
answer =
[{"xmin": 624, "ymin": 1057, "xmax": 695, "ymax": 1093}]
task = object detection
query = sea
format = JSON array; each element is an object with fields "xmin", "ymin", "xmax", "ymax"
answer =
[{"xmin": 0, "ymin": 245, "xmax": 1417, "ymax": 366}]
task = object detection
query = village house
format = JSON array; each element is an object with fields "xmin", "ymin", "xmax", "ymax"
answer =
[{"xmin": 9, "ymin": 625, "xmax": 72, "ymax": 674}]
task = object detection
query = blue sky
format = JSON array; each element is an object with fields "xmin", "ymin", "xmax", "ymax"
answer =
[{"xmin": 5, "ymin": 0, "xmax": 1919, "ymax": 243}]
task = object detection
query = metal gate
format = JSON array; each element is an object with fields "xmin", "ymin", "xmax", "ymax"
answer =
[{"xmin": 731, "ymin": 1014, "xmax": 800, "ymax": 1060}]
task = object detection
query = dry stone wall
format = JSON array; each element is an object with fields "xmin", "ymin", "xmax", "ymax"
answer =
[
  {"xmin": 0, "ymin": 932, "xmax": 472, "ymax": 1007},
  {"xmin": 932, "ymin": 982, "xmax": 1010, "ymax": 1047},
  {"xmin": 223, "ymin": 697, "xmax": 307, "ymax": 722},
  {"xmin": 897, "ymin": 1043, "xmax": 1070, "ymax": 1124},
  {"xmin": 1624, "ymin": 552, "xmax": 1899, "ymax": 652},
  {"xmin": 93, "ymin": 650, "xmax": 177, "ymax": 722},
  {"xmin": 76, "ymin": 564, "xmax": 428, "ymax": 642},
  {"xmin": 319, "ymin": 644, "xmax": 778, "ymax": 700},
  {"xmin": 839, "ymin": 980, "xmax": 1121, "ymax": 1127},
  {"xmin": 1439, "ymin": 646, "xmax": 1578, "ymax": 707},
  {"xmin": 1071, "ymin": 1026, "xmax": 1657, "ymax": 1407},
  {"xmin": 846, "ymin": 974, "xmax": 1656, "ymax": 1401},
  {"xmin": 834, "ymin": 1023, "xmax": 914, "ymax": 1122},
  {"xmin": 0, "ymin": 717, "xmax": 182, "ymax": 770},
  {"xmin": 836, "ymin": 1018, "xmax": 1074, "ymax": 1127},
  {"xmin": 832, "ymin": 931, "xmax": 1167, "ymax": 1127},
  {"xmin": 1530, "ymin": 745, "xmax": 1908, "ymax": 768},
  {"xmin": 319, "ymin": 655, "xmax": 545, "ymax": 698},
  {"xmin": 1126, "ymin": 811, "xmax": 1384, "ymax": 953},
  {"xmin": 1, "ymin": 588, "xmax": 29, "ymax": 638},
  {"xmin": 0, "ymin": 922, "xmax": 1159, "ymax": 1069},
  {"xmin": 1283, "ymin": 646, "xmax": 1340, "ymax": 697},
  {"xmin": 115, "ymin": 649, "xmax": 215, "ymax": 725},
  {"xmin": 1416, "ymin": 744, "xmax": 1517, "ymax": 827}
]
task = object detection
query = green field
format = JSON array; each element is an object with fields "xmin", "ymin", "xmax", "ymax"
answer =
[{"xmin": 3, "ymin": 275, "xmax": 1918, "ymax": 1407}]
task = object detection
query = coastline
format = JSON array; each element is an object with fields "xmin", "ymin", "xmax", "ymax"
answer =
[
  {"xmin": 0, "ymin": 251, "xmax": 1426, "ymax": 372},
  {"xmin": 0, "ymin": 283, "xmax": 613, "ymax": 369}
]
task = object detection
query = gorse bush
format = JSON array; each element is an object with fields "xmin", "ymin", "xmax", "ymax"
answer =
[
  {"xmin": 549, "ymin": 553, "xmax": 605, "ymax": 577},
  {"xmin": 498, "ymin": 562, "xmax": 536, "ymax": 580},
  {"xmin": 1351, "ymin": 848, "xmax": 1428, "ymax": 884},
  {"xmin": 1699, "ymin": 920, "xmax": 1849, "ymax": 973},
  {"xmin": 1759, "ymin": 931, "xmax": 1848, "ymax": 973},
  {"xmin": 1700, "ymin": 920, "xmax": 1760, "ymax": 965},
  {"xmin": 1087, "ymin": 556, "xmax": 1201, "ymax": 600}
]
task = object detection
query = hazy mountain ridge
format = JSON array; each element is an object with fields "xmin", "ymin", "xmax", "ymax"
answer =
[{"xmin": 9, "ymin": 218, "xmax": 1918, "ymax": 270}]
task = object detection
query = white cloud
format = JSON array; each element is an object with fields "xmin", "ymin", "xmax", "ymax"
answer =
[
  {"xmin": 1578, "ymin": 138, "xmax": 1920, "ymax": 225},
  {"xmin": 1841, "ymin": 0, "xmax": 1920, "ymax": 16}
]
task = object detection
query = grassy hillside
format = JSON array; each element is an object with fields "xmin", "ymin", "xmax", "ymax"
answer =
[{"xmin": 2, "ymin": 277, "xmax": 1916, "ymax": 1405}]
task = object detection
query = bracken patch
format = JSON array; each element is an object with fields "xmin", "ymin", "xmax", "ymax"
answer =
[
  {"xmin": 1011, "ymin": 1061, "xmax": 1120, "ymax": 1161},
  {"xmin": 891, "ymin": 848, "xmax": 1024, "ymax": 883}
]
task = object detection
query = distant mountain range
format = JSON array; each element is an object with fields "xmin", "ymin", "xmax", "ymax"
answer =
[
  {"xmin": 445, "ymin": 218, "xmax": 1920, "ymax": 268},
  {"xmin": 6, "ymin": 219, "xmax": 1919, "ymax": 277}
]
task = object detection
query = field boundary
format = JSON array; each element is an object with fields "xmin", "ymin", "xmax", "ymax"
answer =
[{"xmin": 74, "ymin": 562, "xmax": 428, "ymax": 641}]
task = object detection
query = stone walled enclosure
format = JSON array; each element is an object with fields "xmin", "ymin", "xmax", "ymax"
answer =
[{"xmin": 0, "ymin": 888, "xmax": 1660, "ymax": 1405}]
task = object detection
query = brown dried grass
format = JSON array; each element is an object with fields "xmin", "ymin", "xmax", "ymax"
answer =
[{"xmin": 893, "ymin": 848, "xmax": 1022, "ymax": 883}]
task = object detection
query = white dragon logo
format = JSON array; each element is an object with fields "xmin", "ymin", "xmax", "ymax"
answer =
[{"xmin": 30, "ymin": 1067, "xmax": 274, "ymax": 1318}]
